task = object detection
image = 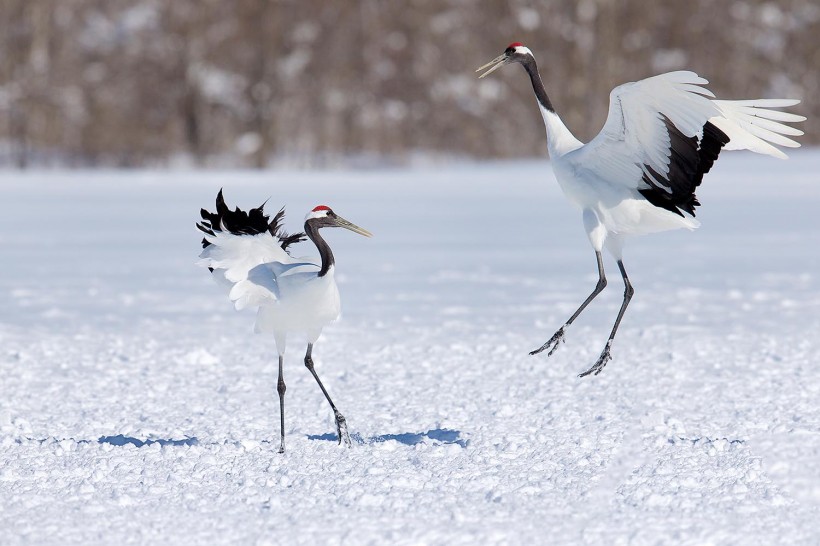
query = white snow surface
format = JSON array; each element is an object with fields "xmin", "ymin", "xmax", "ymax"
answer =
[{"xmin": 2, "ymin": 153, "xmax": 820, "ymax": 545}]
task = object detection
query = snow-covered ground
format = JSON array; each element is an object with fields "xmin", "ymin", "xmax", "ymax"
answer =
[{"xmin": 1, "ymin": 152, "xmax": 819, "ymax": 545}]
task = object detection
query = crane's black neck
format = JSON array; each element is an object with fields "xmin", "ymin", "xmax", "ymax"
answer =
[
  {"xmin": 305, "ymin": 221, "xmax": 334, "ymax": 277},
  {"xmin": 522, "ymin": 57, "xmax": 555, "ymax": 113}
]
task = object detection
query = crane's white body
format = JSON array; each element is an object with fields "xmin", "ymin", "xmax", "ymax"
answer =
[
  {"xmin": 255, "ymin": 265, "xmax": 340, "ymax": 348},
  {"xmin": 198, "ymin": 229, "xmax": 339, "ymax": 353},
  {"xmin": 532, "ymin": 66, "xmax": 804, "ymax": 257},
  {"xmin": 197, "ymin": 196, "xmax": 369, "ymax": 450}
]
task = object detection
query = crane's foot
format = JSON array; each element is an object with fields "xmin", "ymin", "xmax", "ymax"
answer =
[
  {"xmin": 278, "ymin": 440, "xmax": 285, "ymax": 454},
  {"xmin": 334, "ymin": 411, "xmax": 352, "ymax": 448},
  {"xmin": 530, "ymin": 326, "xmax": 566, "ymax": 356},
  {"xmin": 579, "ymin": 341, "xmax": 612, "ymax": 378}
]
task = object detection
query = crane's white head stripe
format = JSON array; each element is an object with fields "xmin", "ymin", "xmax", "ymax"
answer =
[
  {"xmin": 306, "ymin": 206, "xmax": 332, "ymax": 221},
  {"xmin": 505, "ymin": 42, "xmax": 532, "ymax": 57}
]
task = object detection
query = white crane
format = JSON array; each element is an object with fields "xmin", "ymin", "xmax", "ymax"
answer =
[
  {"xmin": 477, "ymin": 42, "xmax": 805, "ymax": 377},
  {"xmin": 197, "ymin": 190, "xmax": 372, "ymax": 453}
]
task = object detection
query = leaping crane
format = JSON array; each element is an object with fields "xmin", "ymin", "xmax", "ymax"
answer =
[
  {"xmin": 477, "ymin": 43, "xmax": 805, "ymax": 377},
  {"xmin": 197, "ymin": 190, "xmax": 372, "ymax": 453}
]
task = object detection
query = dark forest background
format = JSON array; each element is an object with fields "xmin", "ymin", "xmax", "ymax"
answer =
[{"xmin": 1, "ymin": 0, "xmax": 816, "ymax": 168}]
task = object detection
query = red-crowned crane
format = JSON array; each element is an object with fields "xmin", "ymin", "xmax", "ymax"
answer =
[
  {"xmin": 477, "ymin": 43, "xmax": 806, "ymax": 377},
  {"xmin": 197, "ymin": 191, "xmax": 372, "ymax": 453}
]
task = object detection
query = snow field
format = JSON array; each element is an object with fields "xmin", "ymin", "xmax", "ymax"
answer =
[{"xmin": 1, "ymin": 153, "xmax": 820, "ymax": 544}]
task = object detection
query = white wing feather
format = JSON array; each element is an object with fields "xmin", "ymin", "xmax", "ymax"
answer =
[
  {"xmin": 711, "ymin": 99, "xmax": 804, "ymax": 158},
  {"xmin": 569, "ymin": 71, "xmax": 805, "ymax": 187},
  {"xmin": 198, "ymin": 230, "xmax": 292, "ymax": 283},
  {"xmin": 198, "ymin": 230, "xmax": 303, "ymax": 310},
  {"xmin": 228, "ymin": 262, "xmax": 317, "ymax": 310}
]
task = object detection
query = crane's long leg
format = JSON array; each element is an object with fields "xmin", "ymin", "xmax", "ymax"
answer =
[
  {"xmin": 304, "ymin": 344, "xmax": 352, "ymax": 448},
  {"xmin": 579, "ymin": 259, "xmax": 634, "ymax": 377},
  {"xmin": 530, "ymin": 251, "xmax": 607, "ymax": 356},
  {"xmin": 277, "ymin": 354, "xmax": 286, "ymax": 453}
]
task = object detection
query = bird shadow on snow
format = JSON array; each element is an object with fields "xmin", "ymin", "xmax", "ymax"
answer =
[
  {"xmin": 17, "ymin": 430, "xmax": 468, "ymax": 449},
  {"xmin": 13, "ymin": 435, "xmax": 201, "ymax": 448},
  {"xmin": 97, "ymin": 434, "xmax": 199, "ymax": 447},
  {"xmin": 308, "ymin": 428, "xmax": 469, "ymax": 448}
]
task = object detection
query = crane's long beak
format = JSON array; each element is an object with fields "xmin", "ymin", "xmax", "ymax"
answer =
[
  {"xmin": 476, "ymin": 53, "xmax": 508, "ymax": 79},
  {"xmin": 334, "ymin": 215, "xmax": 373, "ymax": 238}
]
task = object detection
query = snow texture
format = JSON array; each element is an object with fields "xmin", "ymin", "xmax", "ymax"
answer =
[{"xmin": 2, "ymin": 152, "xmax": 820, "ymax": 545}]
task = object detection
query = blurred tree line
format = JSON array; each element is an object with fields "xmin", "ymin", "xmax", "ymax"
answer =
[{"xmin": 0, "ymin": 0, "xmax": 816, "ymax": 168}]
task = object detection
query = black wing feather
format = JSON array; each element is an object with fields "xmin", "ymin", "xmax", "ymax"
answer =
[
  {"xmin": 196, "ymin": 189, "xmax": 306, "ymax": 253},
  {"xmin": 638, "ymin": 117, "xmax": 730, "ymax": 216}
]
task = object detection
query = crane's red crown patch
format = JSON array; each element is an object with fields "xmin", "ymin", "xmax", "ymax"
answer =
[
  {"xmin": 312, "ymin": 205, "xmax": 331, "ymax": 212},
  {"xmin": 508, "ymin": 42, "xmax": 523, "ymax": 49}
]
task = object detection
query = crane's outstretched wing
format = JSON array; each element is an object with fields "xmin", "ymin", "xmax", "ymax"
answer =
[
  {"xmin": 570, "ymin": 71, "xmax": 805, "ymax": 216},
  {"xmin": 196, "ymin": 190, "xmax": 307, "ymax": 309}
]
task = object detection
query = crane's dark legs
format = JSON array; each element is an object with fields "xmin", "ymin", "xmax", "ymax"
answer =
[
  {"xmin": 579, "ymin": 259, "xmax": 634, "ymax": 377},
  {"xmin": 304, "ymin": 344, "xmax": 351, "ymax": 447},
  {"xmin": 277, "ymin": 354, "xmax": 286, "ymax": 453},
  {"xmin": 530, "ymin": 251, "xmax": 607, "ymax": 356}
]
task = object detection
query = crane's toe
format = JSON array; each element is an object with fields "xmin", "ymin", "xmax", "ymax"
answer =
[
  {"xmin": 530, "ymin": 326, "xmax": 567, "ymax": 356},
  {"xmin": 579, "ymin": 342, "xmax": 613, "ymax": 378}
]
